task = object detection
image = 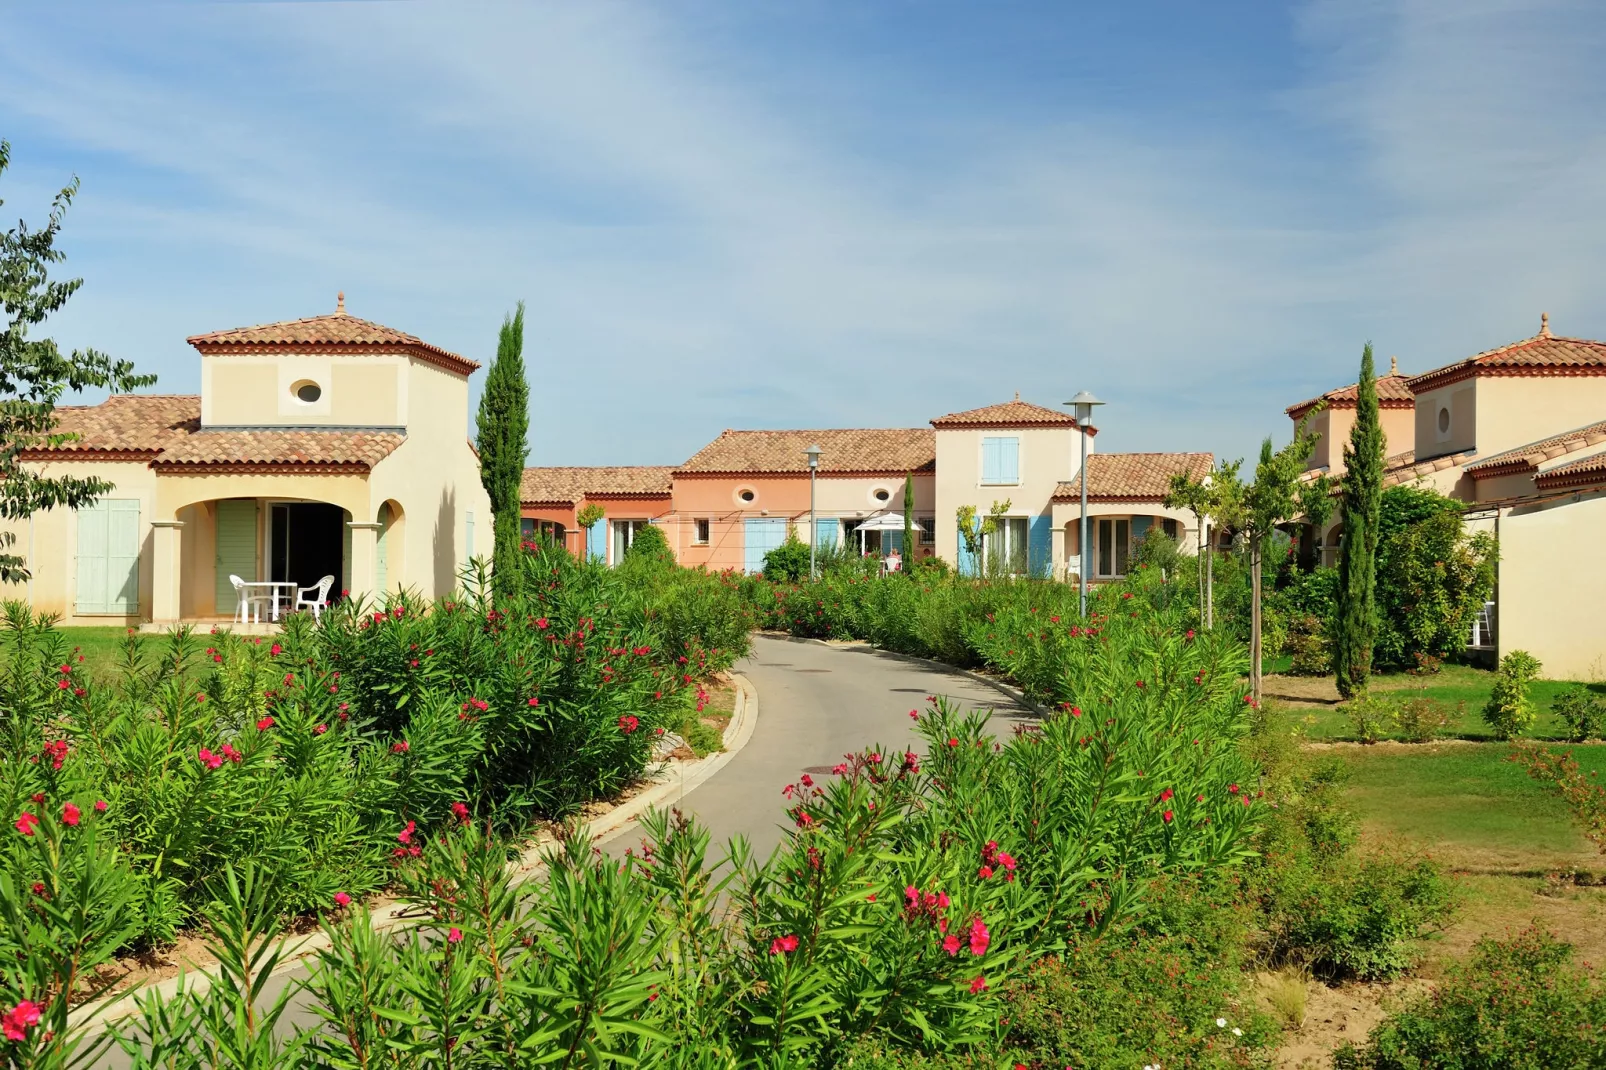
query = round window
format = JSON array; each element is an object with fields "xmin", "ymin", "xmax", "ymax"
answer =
[
  {"xmin": 738, "ymin": 489, "xmax": 756, "ymax": 503},
  {"xmin": 873, "ymin": 488, "xmax": 891, "ymax": 503},
  {"xmin": 293, "ymin": 380, "xmax": 323, "ymax": 404},
  {"xmin": 1437, "ymin": 407, "xmax": 1450, "ymax": 433}
]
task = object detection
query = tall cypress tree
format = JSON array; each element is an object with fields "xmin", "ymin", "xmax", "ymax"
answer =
[
  {"xmin": 1334, "ymin": 342, "xmax": 1384, "ymax": 698},
  {"xmin": 475, "ymin": 302, "xmax": 529, "ymax": 601},
  {"xmin": 902, "ymin": 473, "xmax": 915, "ymax": 572}
]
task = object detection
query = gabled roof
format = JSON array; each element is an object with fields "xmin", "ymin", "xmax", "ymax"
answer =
[
  {"xmin": 1382, "ymin": 447, "xmax": 1476, "ymax": 488},
  {"xmin": 1287, "ymin": 359, "xmax": 1415, "ymax": 419},
  {"xmin": 677, "ymin": 428, "xmax": 935, "ymax": 476},
  {"xmin": 1464, "ymin": 419, "xmax": 1606, "ymax": 479},
  {"xmin": 520, "ymin": 466, "xmax": 674, "ymax": 505},
  {"xmin": 18, "ymin": 395, "xmax": 200, "ymax": 458},
  {"xmin": 931, "ymin": 397, "xmax": 1079, "ymax": 430},
  {"xmin": 151, "ymin": 429, "xmax": 404, "ymax": 472},
  {"xmin": 187, "ymin": 294, "xmax": 479, "ymax": 377},
  {"xmin": 1052, "ymin": 452, "xmax": 1213, "ymax": 503},
  {"xmin": 1407, "ymin": 315, "xmax": 1606, "ymax": 393},
  {"xmin": 1535, "ymin": 450, "xmax": 1606, "ymax": 493}
]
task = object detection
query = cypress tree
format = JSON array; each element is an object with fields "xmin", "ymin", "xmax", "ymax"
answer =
[
  {"xmin": 902, "ymin": 473, "xmax": 915, "ymax": 572},
  {"xmin": 1334, "ymin": 342, "xmax": 1384, "ymax": 698},
  {"xmin": 475, "ymin": 302, "xmax": 529, "ymax": 601}
]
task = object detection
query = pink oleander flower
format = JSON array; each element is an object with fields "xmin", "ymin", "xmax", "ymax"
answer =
[
  {"xmin": 2, "ymin": 1000, "xmax": 42, "ymax": 1041},
  {"xmin": 451, "ymin": 802, "xmax": 471, "ymax": 825},
  {"xmin": 61, "ymin": 803, "xmax": 80, "ymax": 827},
  {"xmin": 528, "ymin": 696, "xmax": 540, "ymax": 706},
  {"xmin": 943, "ymin": 934, "xmax": 961, "ymax": 955},
  {"xmin": 1162, "ymin": 810, "xmax": 1174, "ymax": 823},
  {"xmin": 334, "ymin": 892, "xmax": 351, "ymax": 908},
  {"xmin": 392, "ymin": 741, "xmax": 410, "ymax": 754},
  {"xmin": 447, "ymin": 927, "xmax": 463, "ymax": 944},
  {"xmin": 968, "ymin": 917, "xmax": 990, "ymax": 956},
  {"xmin": 908, "ymin": 709, "xmax": 919, "ymax": 720},
  {"xmin": 398, "ymin": 820, "xmax": 416, "ymax": 845},
  {"xmin": 313, "ymin": 724, "xmax": 328, "ymax": 735},
  {"xmin": 977, "ymin": 865, "xmax": 994, "ymax": 880},
  {"xmin": 257, "ymin": 716, "xmax": 275, "ymax": 731},
  {"xmin": 94, "ymin": 800, "xmax": 108, "ymax": 812},
  {"xmin": 270, "ymin": 643, "xmax": 282, "ymax": 656},
  {"xmin": 968, "ymin": 975, "xmax": 987, "ymax": 994},
  {"xmin": 768, "ymin": 934, "xmax": 799, "ymax": 955},
  {"xmin": 198, "ymin": 747, "xmax": 224, "ymax": 771},
  {"xmin": 832, "ymin": 762, "xmax": 848, "ymax": 775},
  {"xmin": 14, "ymin": 812, "xmax": 38, "ymax": 837}
]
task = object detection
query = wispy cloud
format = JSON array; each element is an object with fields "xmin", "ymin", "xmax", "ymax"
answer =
[{"xmin": 1, "ymin": 1, "xmax": 1602, "ymax": 464}]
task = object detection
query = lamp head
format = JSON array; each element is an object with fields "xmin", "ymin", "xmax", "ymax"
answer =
[
  {"xmin": 1064, "ymin": 390, "xmax": 1104, "ymax": 427},
  {"xmin": 804, "ymin": 443, "xmax": 822, "ymax": 469}
]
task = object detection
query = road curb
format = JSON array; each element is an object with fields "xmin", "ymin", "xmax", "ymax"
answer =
[
  {"xmin": 71, "ymin": 673, "xmax": 760, "ymax": 1034},
  {"xmin": 753, "ymin": 631, "xmax": 1046, "ymax": 716}
]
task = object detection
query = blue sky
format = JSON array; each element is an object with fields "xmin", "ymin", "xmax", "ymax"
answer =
[{"xmin": 4, "ymin": 0, "xmax": 1605, "ymax": 465}]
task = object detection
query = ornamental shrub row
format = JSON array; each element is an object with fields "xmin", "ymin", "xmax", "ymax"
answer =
[{"xmin": 0, "ymin": 543, "xmax": 748, "ymax": 948}]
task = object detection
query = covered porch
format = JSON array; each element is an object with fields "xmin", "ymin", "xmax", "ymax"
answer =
[{"xmin": 1051, "ymin": 503, "xmax": 1196, "ymax": 584}]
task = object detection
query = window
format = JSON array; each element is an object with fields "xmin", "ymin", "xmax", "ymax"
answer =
[
  {"xmin": 291, "ymin": 380, "xmax": 322, "ymax": 404},
  {"xmin": 1162, "ymin": 518, "xmax": 1178, "ymax": 539},
  {"xmin": 1437, "ymin": 406, "xmax": 1451, "ymax": 436},
  {"xmin": 918, "ymin": 516, "xmax": 936, "ymax": 545},
  {"xmin": 521, "ymin": 518, "xmax": 563, "ymax": 545},
  {"xmin": 612, "ymin": 519, "xmax": 648, "ymax": 563},
  {"xmin": 693, "ymin": 518, "xmax": 711, "ymax": 545},
  {"xmin": 1096, "ymin": 517, "xmax": 1130, "ymax": 578},
  {"xmin": 981, "ymin": 437, "xmax": 1020, "ymax": 485},
  {"xmin": 873, "ymin": 488, "xmax": 891, "ymax": 503},
  {"xmin": 738, "ymin": 489, "xmax": 756, "ymax": 504},
  {"xmin": 983, "ymin": 517, "xmax": 1029, "ymax": 573}
]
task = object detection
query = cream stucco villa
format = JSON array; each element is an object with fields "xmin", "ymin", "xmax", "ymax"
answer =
[{"xmin": 2, "ymin": 296, "xmax": 491, "ymax": 625}]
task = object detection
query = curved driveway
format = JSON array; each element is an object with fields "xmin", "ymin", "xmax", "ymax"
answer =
[{"xmin": 619, "ymin": 634, "xmax": 1033, "ymax": 859}]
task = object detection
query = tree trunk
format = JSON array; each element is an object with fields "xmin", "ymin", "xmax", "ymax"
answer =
[
  {"xmin": 1205, "ymin": 539, "xmax": 1215, "ymax": 630},
  {"xmin": 1250, "ymin": 536, "xmax": 1262, "ymax": 703}
]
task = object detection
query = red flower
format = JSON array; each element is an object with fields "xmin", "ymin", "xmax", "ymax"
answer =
[
  {"xmin": 618, "ymin": 715, "xmax": 639, "ymax": 734},
  {"xmin": 30, "ymin": 793, "xmax": 44, "ymax": 805},
  {"xmin": 94, "ymin": 800, "xmax": 107, "ymax": 812},
  {"xmin": 334, "ymin": 892, "xmax": 352, "ymax": 908},
  {"xmin": 392, "ymin": 741, "xmax": 410, "ymax": 754},
  {"xmin": 270, "ymin": 643, "xmax": 282, "ymax": 656},
  {"xmin": 221, "ymin": 743, "xmax": 243, "ymax": 764},
  {"xmin": 1228, "ymin": 783, "xmax": 1240, "ymax": 794},
  {"xmin": 1162, "ymin": 810, "xmax": 1174, "ymax": 823},
  {"xmin": 61, "ymin": 803, "xmax": 80, "ymax": 827},
  {"xmin": 397, "ymin": 820, "xmax": 416, "ymax": 845},
  {"xmin": 968, "ymin": 975, "xmax": 987, "ymax": 994},
  {"xmin": 947, "ymin": 737, "xmax": 960, "ymax": 748},
  {"xmin": 14, "ymin": 813, "xmax": 37, "ymax": 837},
  {"xmin": 977, "ymin": 865, "xmax": 994, "ymax": 880},
  {"xmin": 57, "ymin": 678, "xmax": 69, "ymax": 690},
  {"xmin": 535, "ymin": 617, "xmax": 549, "ymax": 629},
  {"xmin": 451, "ymin": 802, "xmax": 471, "ymax": 825},
  {"xmin": 30, "ymin": 882, "xmax": 44, "ymax": 896},
  {"xmin": 2, "ymin": 1000, "xmax": 42, "ymax": 1041},
  {"xmin": 256, "ymin": 716, "xmax": 275, "ymax": 731},
  {"xmin": 768, "ymin": 934, "xmax": 799, "ymax": 955},
  {"xmin": 1159, "ymin": 788, "xmax": 1173, "ymax": 803},
  {"xmin": 1070, "ymin": 706, "xmax": 1082, "ymax": 718},
  {"xmin": 968, "ymin": 916, "xmax": 990, "ymax": 956},
  {"xmin": 908, "ymin": 709, "xmax": 919, "ymax": 720},
  {"xmin": 831, "ymin": 762, "xmax": 848, "ymax": 775},
  {"xmin": 528, "ymin": 697, "xmax": 540, "ymax": 707},
  {"xmin": 943, "ymin": 934, "xmax": 961, "ymax": 955},
  {"xmin": 313, "ymin": 724, "xmax": 328, "ymax": 735},
  {"xmin": 1186, "ymin": 629, "xmax": 1195, "ymax": 639},
  {"xmin": 447, "ymin": 927, "xmax": 463, "ymax": 944},
  {"xmin": 198, "ymin": 748, "xmax": 224, "ymax": 771}
]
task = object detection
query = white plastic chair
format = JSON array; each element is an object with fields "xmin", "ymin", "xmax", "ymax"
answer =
[
  {"xmin": 294, "ymin": 575, "xmax": 336, "ymax": 621},
  {"xmin": 229, "ymin": 574, "xmax": 270, "ymax": 624}
]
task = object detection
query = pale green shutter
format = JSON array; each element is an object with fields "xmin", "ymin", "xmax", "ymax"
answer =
[
  {"xmin": 75, "ymin": 505, "xmax": 109, "ymax": 613},
  {"xmin": 214, "ymin": 500, "xmax": 259, "ymax": 615},
  {"xmin": 375, "ymin": 504, "xmax": 389, "ymax": 593}
]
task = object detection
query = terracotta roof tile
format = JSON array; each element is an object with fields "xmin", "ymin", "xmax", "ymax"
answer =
[
  {"xmin": 1464, "ymin": 419, "xmax": 1606, "ymax": 478},
  {"xmin": 21, "ymin": 395, "xmax": 200, "ymax": 456},
  {"xmin": 1053, "ymin": 452, "xmax": 1213, "ymax": 502},
  {"xmin": 520, "ymin": 466, "xmax": 674, "ymax": 504},
  {"xmin": 931, "ymin": 398, "xmax": 1078, "ymax": 429},
  {"xmin": 1407, "ymin": 317, "xmax": 1606, "ymax": 392},
  {"xmin": 1382, "ymin": 448, "xmax": 1475, "ymax": 488},
  {"xmin": 677, "ymin": 428, "xmax": 935, "ymax": 475},
  {"xmin": 1535, "ymin": 450, "xmax": 1606, "ymax": 492},
  {"xmin": 152, "ymin": 429, "xmax": 404, "ymax": 469},
  {"xmin": 1287, "ymin": 373, "xmax": 1415, "ymax": 417},
  {"xmin": 187, "ymin": 303, "xmax": 478, "ymax": 376}
]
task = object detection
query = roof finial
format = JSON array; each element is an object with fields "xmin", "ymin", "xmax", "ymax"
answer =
[
  {"xmin": 336, "ymin": 291, "xmax": 346, "ymax": 315},
  {"xmin": 1013, "ymin": 390, "xmax": 1020, "ymax": 402},
  {"xmin": 1390, "ymin": 355, "xmax": 1398, "ymax": 376},
  {"xmin": 1540, "ymin": 311, "xmax": 1551, "ymax": 337}
]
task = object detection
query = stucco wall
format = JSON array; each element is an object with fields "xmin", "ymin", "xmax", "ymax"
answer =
[
  {"xmin": 202, "ymin": 354, "xmax": 407, "ymax": 428},
  {"xmin": 1413, "ymin": 381, "xmax": 1477, "ymax": 460},
  {"xmin": 1498, "ymin": 493, "xmax": 1606, "ymax": 680},
  {"xmin": 1475, "ymin": 376, "xmax": 1606, "ymax": 459},
  {"xmin": 669, "ymin": 475, "xmax": 808, "ymax": 572},
  {"xmin": 934, "ymin": 426, "xmax": 1080, "ymax": 565}
]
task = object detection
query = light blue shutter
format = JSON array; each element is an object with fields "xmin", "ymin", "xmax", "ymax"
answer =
[
  {"xmin": 814, "ymin": 517, "xmax": 838, "ymax": 550},
  {"xmin": 1027, "ymin": 515, "xmax": 1051, "ymax": 577},
  {"xmin": 587, "ymin": 516, "xmax": 607, "ymax": 562},
  {"xmin": 105, "ymin": 500, "xmax": 140, "ymax": 612},
  {"xmin": 957, "ymin": 522, "xmax": 977, "ymax": 577},
  {"xmin": 744, "ymin": 518, "xmax": 787, "ymax": 574},
  {"xmin": 1000, "ymin": 437, "xmax": 1020, "ymax": 483},
  {"xmin": 1131, "ymin": 515, "xmax": 1152, "ymax": 547},
  {"xmin": 214, "ymin": 500, "xmax": 258, "ymax": 615},
  {"xmin": 981, "ymin": 439, "xmax": 1000, "ymax": 484},
  {"xmin": 74, "ymin": 505, "xmax": 109, "ymax": 613}
]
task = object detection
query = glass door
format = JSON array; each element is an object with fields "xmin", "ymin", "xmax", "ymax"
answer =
[{"xmin": 1096, "ymin": 517, "xmax": 1130, "ymax": 578}]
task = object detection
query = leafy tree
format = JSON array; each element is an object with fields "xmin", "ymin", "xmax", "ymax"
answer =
[
  {"xmin": 956, "ymin": 500, "xmax": 1012, "ymax": 578},
  {"xmin": 1374, "ymin": 506, "xmax": 1496, "ymax": 668},
  {"xmin": 576, "ymin": 503, "xmax": 605, "ymax": 561},
  {"xmin": 1214, "ymin": 420, "xmax": 1322, "ymax": 703},
  {"xmin": 901, "ymin": 473, "xmax": 915, "ymax": 571},
  {"xmin": 475, "ymin": 302, "xmax": 529, "ymax": 599},
  {"xmin": 1334, "ymin": 344, "xmax": 1385, "ymax": 698},
  {"xmin": 1, "ymin": 141, "xmax": 155, "ymax": 583},
  {"xmin": 762, "ymin": 532, "xmax": 812, "ymax": 582},
  {"xmin": 623, "ymin": 522, "xmax": 673, "ymax": 567},
  {"xmin": 1378, "ymin": 484, "xmax": 1463, "ymax": 543}
]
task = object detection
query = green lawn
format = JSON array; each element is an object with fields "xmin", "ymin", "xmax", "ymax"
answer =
[
  {"xmin": 1, "ymin": 625, "xmax": 153, "ymax": 685},
  {"xmin": 1283, "ymin": 663, "xmax": 1604, "ymax": 742},
  {"xmin": 1341, "ymin": 742, "xmax": 1606, "ymax": 864}
]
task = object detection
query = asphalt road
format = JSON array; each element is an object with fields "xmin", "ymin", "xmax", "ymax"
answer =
[{"xmin": 91, "ymin": 635, "xmax": 1029, "ymax": 1065}]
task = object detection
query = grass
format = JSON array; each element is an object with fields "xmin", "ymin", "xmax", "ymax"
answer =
[
  {"xmin": 1341, "ymin": 742, "xmax": 1606, "ymax": 865},
  {"xmin": 1273, "ymin": 663, "xmax": 1605, "ymax": 741},
  {"xmin": 0, "ymin": 625, "xmax": 146, "ymax": 684}
]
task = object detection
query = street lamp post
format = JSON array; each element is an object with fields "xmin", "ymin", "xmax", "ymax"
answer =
[
  {"xmin": 804, "ymin": 444, "xmax": 822, "ymax": 579},
  {"xmin": 1064, "ymin": 391, "xmax": 1104, "ymax": 619}
]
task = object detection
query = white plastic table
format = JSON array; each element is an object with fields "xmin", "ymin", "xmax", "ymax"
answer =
[{"xmin": 238, "ymin": 581, "xmax": 299, "ymax": 622}]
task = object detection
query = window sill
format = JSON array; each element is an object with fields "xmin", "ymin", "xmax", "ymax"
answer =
[{"xmin": 979, "ymin": 482, "xmax": 1020, "ymax": 488}]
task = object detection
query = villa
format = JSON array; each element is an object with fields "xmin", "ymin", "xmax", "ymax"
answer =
[
  {"xmin": 1290, "ymin": 314, "xmax": 1606, "ymax": 679},
  {"xmin": 2, "ymin": 296, "xmax": 490, "ymax": 626}
]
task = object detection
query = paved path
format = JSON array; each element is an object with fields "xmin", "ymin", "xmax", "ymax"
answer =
[
  {"xmin": 92, "ymin": 635, "xmax": 1028, "ymax": 1065},
  {"xmin": 614, "ymin": 635, "xmax": 1033, "ymax": 860}
]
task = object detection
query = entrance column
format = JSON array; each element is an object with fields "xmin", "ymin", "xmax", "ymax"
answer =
[
  {"xmin": 151, "ymin": 520, "xmax": 184, "ymax": 624},
  {"xmin": 346, "ymin": 521, "xmax": 382, "ymax": 606}
]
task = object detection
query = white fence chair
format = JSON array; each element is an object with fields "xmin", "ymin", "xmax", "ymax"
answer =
[
  {"xmin": 294, "ymin": 575, "xmax": 336, "ymax": 621},
  {"xmin": 229, "ymin": 574, "xmax": 270, "ymax": 625}
]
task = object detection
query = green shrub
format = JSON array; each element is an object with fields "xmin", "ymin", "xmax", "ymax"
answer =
[
  {"xmin": 621, "ymin": 521, "xmax": 674, "ymax": 568},
  {"xmin": 1390, "ymin": 694, "xmax": 1452, "ymax": 743},
  {"xmin": 1345, "ymin": 694, "xmax": 1390, "ymax": 744},
  {"xmin": 760, "ymin": 533, "xmax": 812, "ymax": 582},
  {"xmin": 1285, "ymin": 614, "xmax": 1331, "ymax": 675},
  {"xmin": 1132, "ymin": 526, "xmax": 1183, "ymax": 575},
  {"xmin": 1554, "ymin": 686, "xmax": 1606, "ymax": 743},
  {"xmin": 1335, "ymin": 926, "xmax": 1606, "ymax": 1069},
  {"xmin": 1374, "ymin": 501, "xmax": 1497, "ymax": 670},
  {"xmin": 1258, "ymin": 843, "xmax": 1458, "ymax": 980},
  {"xmin": 676, "ymin": 715, "xmax": 724, "ymax": 757},
  {"xmin": 1482, "ymin": 649, "xmax": 1543, "ymax": 740}
]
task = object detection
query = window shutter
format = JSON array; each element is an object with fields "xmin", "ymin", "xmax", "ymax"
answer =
[
  {"xmin": 587, "ymin": 517, "xmax": 607, "ymax": 562},
  {"xmin": 1027, "ymin": 515, "xmax": 1051, "ymax": 577},
  {"xmin": 814, "ymin": 517, "xmax": 838, "ymax": 550},
  {"xmin": 214, "ymin": 500, "xmax": 259, "ymax": 615},
  {"xmin": 981, "ymin": 439, "xmax": 1000, "ymax": 484},
  {"xmin": 957, "ymin": 522, "xmax": 977, "ymax": 577},
  {"xmin": 1000, "ymin": 437, "xmax": 1020, "ymax": 483},
  {"xmin": 74, "ymin": 505, "xmax": 109, "ymax": 613}
]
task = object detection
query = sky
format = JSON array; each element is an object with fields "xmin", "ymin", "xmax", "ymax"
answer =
[{"xmin": 3, "ymin": 0, "xmax": 1605, "ymax": 466}]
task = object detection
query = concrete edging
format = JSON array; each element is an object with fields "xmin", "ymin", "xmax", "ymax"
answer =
[
  {"xmin": 71, "ymin": 672, "xmax": 759, "ymax": 1032},
  {"xmin": 754, "ymin": 631, "xmax": 1046, "ymax": 716}
]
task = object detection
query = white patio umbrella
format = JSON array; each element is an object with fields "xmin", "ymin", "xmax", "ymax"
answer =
[{"xmin": 852, "ymin": 511, "xmax": 910, "ymax": 555}]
